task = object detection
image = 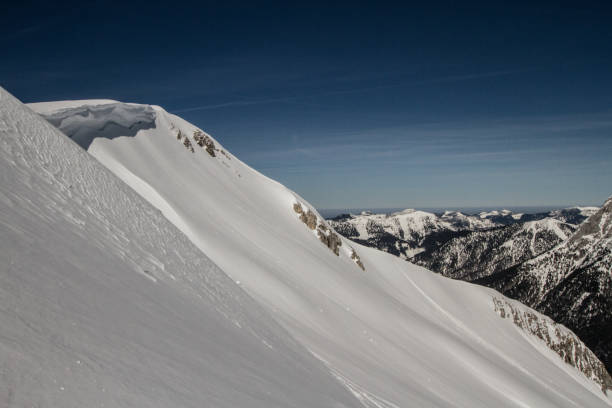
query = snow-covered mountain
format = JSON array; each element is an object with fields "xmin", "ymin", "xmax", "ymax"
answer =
[
  {"xmin": 0, "ymin": 88, "xmax": 361, "ymax": 408},
  {"xmin": 329, "ymin": 209, "xmax": 496, "ymax": 260},
  {"xmin": 477, "ymin": 207, "xmax": 599, "ymax": 226},
  {"xmin": 329, "ymin": 207, "xmax": 597, "ymax": 261},
  {"xmin": 15, "ymin": 92, "xmax": 612, "ymax": 406},
  {"xmin": 478, "ymin": 197, "xmax": 612, "ymax": 373},
  {"xmin": 415, "ymin": 218, "xmax": 577, "ymax": 281}
]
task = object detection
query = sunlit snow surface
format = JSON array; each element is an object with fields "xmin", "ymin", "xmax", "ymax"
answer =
[
  {"xmin": 0, "ymin": 88, "xmax": 361, "ymax": 408},
  {"xmin": 24, "ymin": 96, "xmax": 612, "ymax": 407}
]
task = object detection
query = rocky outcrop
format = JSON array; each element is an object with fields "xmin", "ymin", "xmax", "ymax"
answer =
[
  {"xmin": 183, "ymin": 135, "xmax": 194, "ymax": 152},
  {"xmin": 294, "ymin": 203, "xmax": 317, "ymax": 230},
  {"xmin": 293, "ymin": 202, "xmax": 367, "ymax": 266},
  {"xmin": 193, "ymin": 130, "xmax": 216, "ymax": 157},
  {"xmin": 292, "ymin": 202, "xmax": 302, "ymax": 214},
  {"xmin": 350, "ymin": 248, "xmax": 365, "ymax": 271},
  {"xmin": 492, "ymin": 297, "xmax": 612, "ymax": 393},
  {"xmin": 317, "ymin": 223, "xmax": 342, "ymax": 256},
  {"xmin": 174, "ymin": 128, "xmax": 219, "ymax": 156}
]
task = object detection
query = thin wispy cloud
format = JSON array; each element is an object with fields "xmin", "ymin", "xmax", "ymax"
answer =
[
  {"xmin": 311, "ymin": 68, "xmax": 530, "ymax": 98},
  {"xmin": 240, "ymin": 111, "xmax": 612, "ymax": 172},
  {"xmin": 172, "ymin": 96, "xmax": 299, "ymax": 113},
  {"xmin": 171, "ymin": 69, "xmax": 531, "ymax": 113},
  {"xmin": 422, "ymin": 69, "xmax": 529, "ymax": 84}
]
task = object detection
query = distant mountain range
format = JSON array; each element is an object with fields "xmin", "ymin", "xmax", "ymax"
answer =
[{"xmin": 328, "ymin": 206, "xmax": 597, "ymax": 261}]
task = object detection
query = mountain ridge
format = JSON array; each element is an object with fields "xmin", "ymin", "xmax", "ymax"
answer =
[{"xmin": 328, "ymin": 206, "xmax": 594, "ymax": 262}]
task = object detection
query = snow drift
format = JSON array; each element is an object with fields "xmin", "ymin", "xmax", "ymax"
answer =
[{"xmin": 25, "ymin": 95, "xmax": 612, "ymax": 407}]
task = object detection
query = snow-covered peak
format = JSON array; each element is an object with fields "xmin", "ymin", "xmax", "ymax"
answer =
[
  {"xmin": 441, "ymin": 210, "xmax": 497, "ymax": 229},
  {"xmin": 478, "ymin": 209, "xmax": 511, "ymax": 219},
  {"xmin": 479, "ymin": 209, "xmax": 501, "ymax": 218},
  {"xmin": 523, "ymin": 218, "xmax": 573, "ymax": 241},
  {"xmin": 389, "ymin": 208, "xmax": 418, "ymax": 216},
  {"xmin": 442, "ymin": 210, "xmax": 464, "ymax": 217}
]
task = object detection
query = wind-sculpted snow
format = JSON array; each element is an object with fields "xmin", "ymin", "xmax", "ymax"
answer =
[
  {"xmin": 29, "ymin": 97, "xmax": 612, "ymax": 407},
  {"xmin": 0, "ymin": 88, "xmax": 362, "ymax": 408},
  {"xmin": 36, "ymin": 102, "xmax": 157, "ymax": 149}
]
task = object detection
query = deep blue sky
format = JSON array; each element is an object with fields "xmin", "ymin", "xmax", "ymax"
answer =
[{"xmin": 2, "ymin": 1, "xmax": 611, "ymax": 208}]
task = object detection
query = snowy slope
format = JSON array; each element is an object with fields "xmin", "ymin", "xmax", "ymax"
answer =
[
  {"xmin": 0, "ymin": 88, "xmax": 362, "ymax": 408},
  {"xmin": 29, "ymin": 98, "xmax": 612, "ymax": 407}
]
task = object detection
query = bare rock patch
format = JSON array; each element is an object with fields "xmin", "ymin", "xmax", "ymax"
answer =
[
  {"xmin": 193, "ymin": 130, "xmax": 216, "ymax": 157},
  {"xmin": 350, "ymin": 248, "xmax": 365, "ymax": 270}
]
